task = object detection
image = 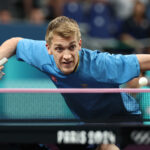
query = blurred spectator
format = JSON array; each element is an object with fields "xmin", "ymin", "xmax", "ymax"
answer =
[
  {"xmin": 0, "ymin": 0, "xmax": 13, "ymax": 24},
  {"xmin": 22, "ymin": 0, "xmax": 34, "ymax": 19},
  {"xmin": 0, "ymin": 9, "xmax": 12, "ymax": 24},
  {"xmin": 88, "ymin": 0, "xmax": 115, "ymax": 38},
  {"xmin": 11, "ymin": 0, "xmax": 42, "ymax": 19},
  {"xmin": 110, "ymin": 0, "xmax": 136, "ymax": 20},
  {"xmin": 120, "ymin": 0, "xmax": 150, "ymax": 53},
  {"xmin": 29, "ymin": 8, "xmax": 46, "ymax": 24},
  {"xmin": 45, "ymin": 0, "xmax": 65, "ymax": 21},
  {"xmin": 63, "ymin": 0, "xmax": 84, "ymax": 23}
]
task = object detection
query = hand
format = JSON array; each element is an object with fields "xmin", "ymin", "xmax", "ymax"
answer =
[
  {"xmin": 0, "ymin": 57, "xmax": 8, "ymax": 79},
  {"xmin": 0, "ymin": 66, "xmax": 5, "ymax": 79}
]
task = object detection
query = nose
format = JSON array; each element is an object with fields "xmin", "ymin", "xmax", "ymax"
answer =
[{"xmin": 63, "ymin": 50, "xmax": 72, "ymax": 60}]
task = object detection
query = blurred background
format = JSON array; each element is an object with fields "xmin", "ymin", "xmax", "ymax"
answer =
[{"xmin": 1, "ymin": 0, "xmax": 150, "ymax": 53}]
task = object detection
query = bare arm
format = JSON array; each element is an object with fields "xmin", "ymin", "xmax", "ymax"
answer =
[
  {"xmin": 0, "ymin": 37, "xmax": 23, "ymax": 59},
  {"xmin": 0, "ymin": 37, "xmax": 23, "ymax": 78},
  {"xmin": 136, "ymin": 54, "xmax": 150, "ymax": 72}
]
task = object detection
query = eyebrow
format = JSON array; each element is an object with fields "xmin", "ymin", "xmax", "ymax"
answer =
[
  {"xmin": 54, "ymin": 41, "xmax": 76, "ymax": 47},
  {"xmin": 54, "ymin": 44, "xmax": 62, "ymax": 47},
  {"xmin": 70, "ymin": 41, "xmax": 76, "ymax": 44}
]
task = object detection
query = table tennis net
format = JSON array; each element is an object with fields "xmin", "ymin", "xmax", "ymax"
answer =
[{"xmin": 0, "ymin": 88, "xmax": 149, "ymax": 123}]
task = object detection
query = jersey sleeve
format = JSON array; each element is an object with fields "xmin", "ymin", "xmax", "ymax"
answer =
[
  {"xmin": 91, "ymin": 51, "xmax": 140, "ymax": 84},
  {"xmin": 16, "ymin": 38, "xmax": 50, "ymax": 71}
]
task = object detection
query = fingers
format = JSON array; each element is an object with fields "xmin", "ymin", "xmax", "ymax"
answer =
[
  {"xmin": 0, "ymin": 65, "xmax": 4, "ymax": 69},
  {"xmin": 0, "ymin": 58, "xmax": 8, "ymax": 79},
  {"xmin": 0, "ymin": 66, "xmax": 5, "ymax": 79},
  {"xmin": 0, "ymin": 72, "xmax": 5, "ymax": 79}
]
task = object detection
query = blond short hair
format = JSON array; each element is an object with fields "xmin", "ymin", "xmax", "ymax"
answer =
[{"xmin": 45, "ymin": 16, "xmax": 81, "ymax": 45}]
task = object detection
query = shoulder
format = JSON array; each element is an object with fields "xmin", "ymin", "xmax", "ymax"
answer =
[
  {"xmin": 18, "ymin": 38, "xmax": 46, "ymax": 46},
  {"xmin": 80, "ymin": 48, "xmax": 137, "ymax": 64},
  {"xmin": 17, "ymin": 38, "xmax": 47, "ymax": 53},
  {"xmin": 80, "ymin": 48, "xmax": 112, "ymax": 60},
  {"xmin": 80, "ymin": 48, "xmax": 103, "ymax": 56}
]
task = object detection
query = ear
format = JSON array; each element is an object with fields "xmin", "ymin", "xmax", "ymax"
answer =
[
  {"xmin": 46, "ymin": 43, "xmax": 52, "ymax": 55},
  {"xmin": 78, "ymin": 39, "xmax": 82, "ymax": 50}
]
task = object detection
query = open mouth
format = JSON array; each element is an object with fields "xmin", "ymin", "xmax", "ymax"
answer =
[
  {"xmin": 63, "ymin": 61, "xmax": 73, "ymax": 65},
  {"xmin": 62, "ymin": 61, "xmax": 74, "ymax": 68}
]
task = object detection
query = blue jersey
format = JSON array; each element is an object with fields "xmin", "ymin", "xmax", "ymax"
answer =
[{"xmin": 16, "ymin": 39, "xmax": 141, "ymax": 120}]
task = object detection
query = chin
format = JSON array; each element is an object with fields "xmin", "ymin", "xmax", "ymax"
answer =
[
  {"xmin": 62, "ymin": 68, "xmax": 74, "ymax": 75},
  {"xmin": 63, "ymin": 71, "xmax": 73, "ymax": 75}
]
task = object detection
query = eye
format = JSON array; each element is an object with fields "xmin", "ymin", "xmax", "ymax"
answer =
[
  {"xmin": 55, "ymin": 47, "xmax": 64, "ymax": 52},
  {"xmin": 69, "ymin": 45, "xmax": 76, "ymax": 51}
]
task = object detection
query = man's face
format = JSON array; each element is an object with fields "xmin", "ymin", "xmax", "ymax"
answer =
[{"xmin": 46, "ymin": 34, "xmax": 82, "ymax": 74}]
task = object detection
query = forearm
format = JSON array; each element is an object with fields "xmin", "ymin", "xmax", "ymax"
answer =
[
  {"xmin": 136, "ymin": 54, "xmax": 150, "ymax": 72},
  {"xmin": 0, "ymin": 37, "xmax": 23, "ymax": 59}
]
